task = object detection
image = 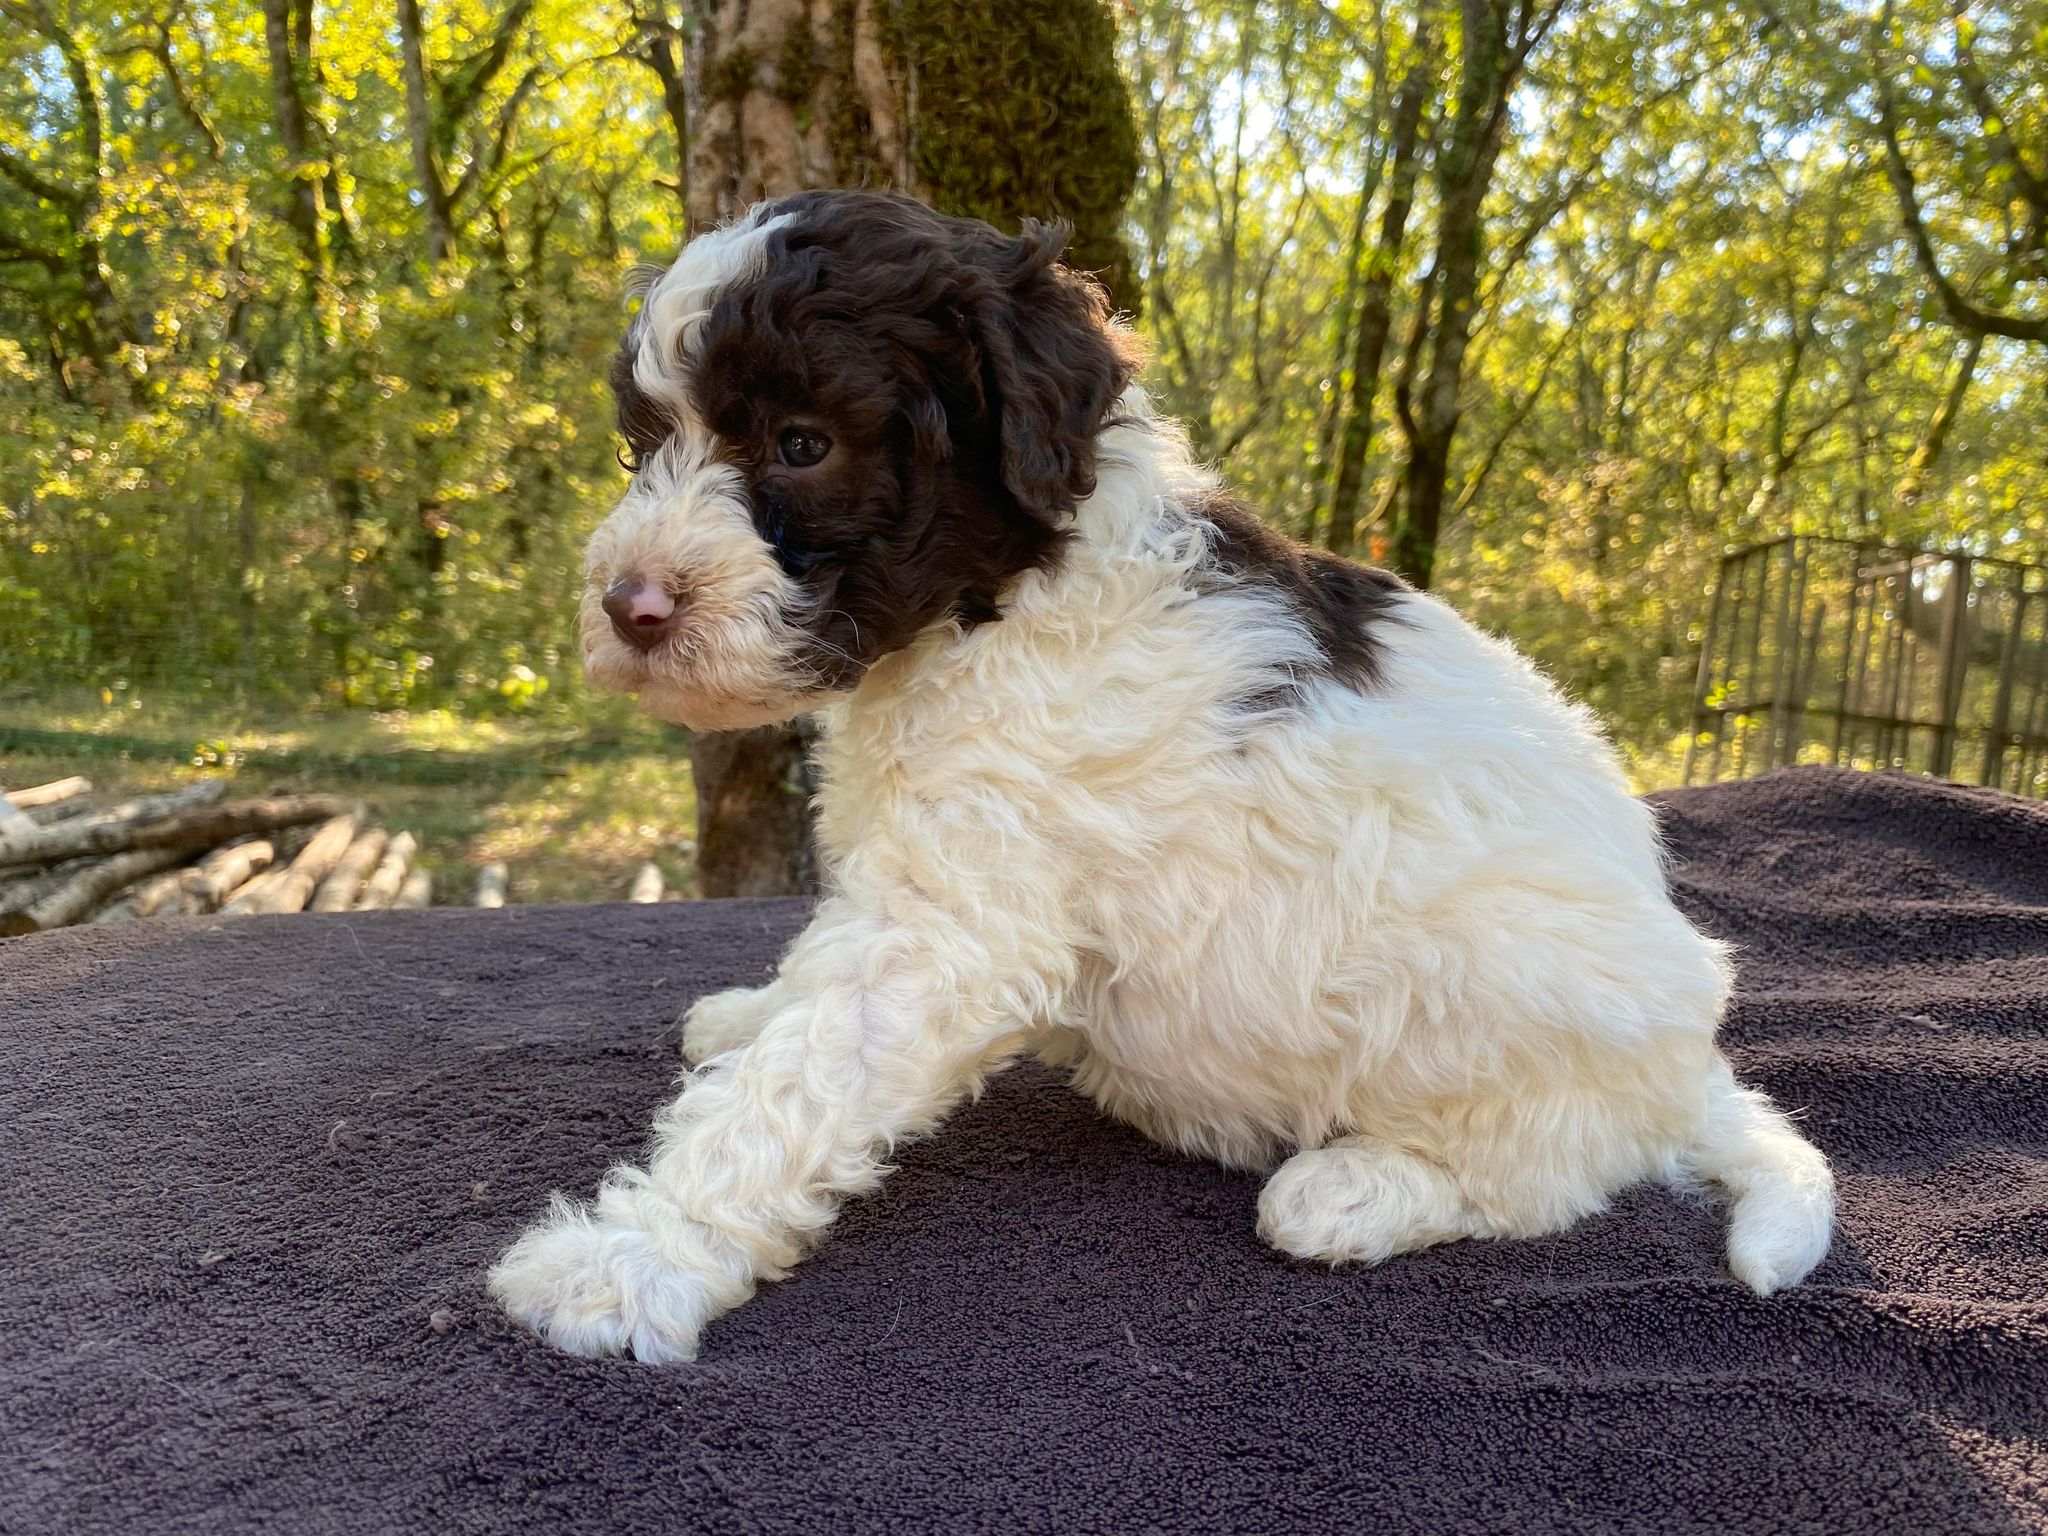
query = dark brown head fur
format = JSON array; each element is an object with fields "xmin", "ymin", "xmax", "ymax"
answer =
[{"xmin": 613, "ymin": 191, "xmax": 1139, "ymax": 691}]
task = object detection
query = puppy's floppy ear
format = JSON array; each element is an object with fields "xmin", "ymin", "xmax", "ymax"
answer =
[{"xmin": 958, "ymin": 219, "xmax": 1138, "ymax": 523}]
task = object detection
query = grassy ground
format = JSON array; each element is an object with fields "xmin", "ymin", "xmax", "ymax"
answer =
[{"xmin": 0, "ymin": 687, "xmax": 699, "ymax": 905}]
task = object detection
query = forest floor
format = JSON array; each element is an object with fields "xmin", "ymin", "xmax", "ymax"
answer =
[{"xmin": 0, "ymin": 688, "xmax": 698, "ymax": 906}]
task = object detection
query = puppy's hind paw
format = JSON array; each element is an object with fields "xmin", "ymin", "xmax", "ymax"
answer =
[{"xmin": 487, "ymin": 1197, "xmax": 720, "ymax": 1364}]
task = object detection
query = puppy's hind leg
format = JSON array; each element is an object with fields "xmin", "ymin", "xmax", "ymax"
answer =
[{"xmin": 1257, "ymin": 1137, "xmax": 1482, "ymax": 1265}]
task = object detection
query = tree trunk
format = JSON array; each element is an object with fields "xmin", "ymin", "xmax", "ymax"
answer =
[
  {"xmin": 687, "ymin": 725, "xmax": 817, "ymax": 898},
  {"xmin": 5, "ymin": 776, "xmax": 92, "ymax": 810},
  {"xmin": 310, "ymin": 826, "xmax": 391, "ymax": 912},
  {"xmin": 1391, "ymin": 0, "xmax": 1522, "ymax": 589},
  {"xmin": 396, "ymin": 0, "xmax": 456, "ymax": 263},
  {"xmin": 259, "ymin": 0, "xmax": 338, "ymax": 335},
  {"xmin": 0, "ymin": 781, "xmax": 225, "ymax": 864},
  {"xmin": 1324, "ymin": 42, "xmax": 1432, "ymax": 557},
  {"xmin": 677, "ymin": 0, "xmax": 1138, "ymax": 896},
  {"xmin": 89, "ymin": 864, "xmax": 193, "ymax": 923},
  {"xmin": 181, "ymin": 839, "xmax": 278, "ymax": 914},
  {"xmin": 0, "ymin": 859, "xmax": 93, "ymax": 923},
  {"xmin": 475, "ymin": 863, "xmax": 508, "ymax": 908},
  {"xmin": 2, "ymin": 0, "xmax": 137, "ymax": 392},
  {"xmin": 685, "ymin": 0, "xmax": 913, "ymax": 228}
]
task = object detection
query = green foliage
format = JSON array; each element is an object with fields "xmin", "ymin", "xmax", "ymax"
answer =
[
  {"xmin": 2, "ymin": 0, "xmax": 2043, "ymax": 785},
  {"xmin": 1121, "ymin": 0, "xmax": 2048, "ymax": 754},
  {"xmin": 0, "ymin": 0, "xmax": 680, "ymax": 716}
]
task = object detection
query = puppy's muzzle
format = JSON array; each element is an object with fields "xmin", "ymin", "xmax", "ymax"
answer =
[{"xmin": 602, "ymin": 576, "xmax": 682, "ymax": 652}]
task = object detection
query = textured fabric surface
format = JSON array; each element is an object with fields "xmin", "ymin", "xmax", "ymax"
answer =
[{"xmin": 2, "ymin": 766, "xmax": 2044, "ymax": 1535}]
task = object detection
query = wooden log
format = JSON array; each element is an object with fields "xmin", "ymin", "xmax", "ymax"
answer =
[
  {"xmin": 0, "ymin": 796, "xmax": 30, "ymax": 834},
  {"xmin": 0, "ymin": 781, "xmax": 226, "ymax": 863},
  {"xmin": 4, "ymin": 783, "xmax": 221, "ymax": 864},
  {"xmin": 88, "ymin": 862, "xmax": 198, "ymax": 923},
  {"xmin": 218, "ymin": 869, "xmax": 290, "ymax": 915},
  {"xmin": 5, "ymin": 846, "xmax": 192, "ymax": 935},
  {"xmin": 216, "ymin": 867, "xmax": 272, "ymax": 913},
  {"xmin": 0, "ymin": 792, "xmax": 352, "ymax": 871},
  {"xmin": 310, "ymin": 826, "xmax": 390, "ymax": 913},
  {"xmin": 627, "ymin": 862, "xmax": 664, "ymax": 903},
  {"xmin": 393, "ymin": 867, "xmax": 434, "ymax": 909},
  {"xmin": 5, "ymin": 775, "xmax": 92, "ymax": 809},
  {"xmin": 475, "ymin": 863, "xmax": 507, "ymax": 908},
  {"xmin": 0, "ymin": 858, "xmax": 95, "ymax": 922},
  {"xmin": 353, "ymin": 832, "xmax": 418, "ymax": 911},
  {"xmin": 26, "ymin": 795, "xmax": 104, "ymax": 826},
  {"xmin": 178, "ymin": 839, "xmax": 275, "ymax": 914},
  {"xmin": 222, "ymin": 812, "xmax": 362, "ymax": 916}
]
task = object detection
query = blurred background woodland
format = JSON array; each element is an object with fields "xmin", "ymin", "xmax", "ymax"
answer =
[{"xmin": 2, "ymin": 0, "xmax": 2044, "ymax": 900}]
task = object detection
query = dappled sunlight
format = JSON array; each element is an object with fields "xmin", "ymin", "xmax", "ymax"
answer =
[{"xmin": 471, "ymin": 756, "xmax": 697, "ymax": 904}]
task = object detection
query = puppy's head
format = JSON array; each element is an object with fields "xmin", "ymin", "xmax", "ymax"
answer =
[{"xmin": 582, "ymin": 190, "xmax": 1138, "ymax": 730}]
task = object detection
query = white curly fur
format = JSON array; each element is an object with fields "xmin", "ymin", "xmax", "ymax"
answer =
[{"xmin": 489, "ymin": 217, "xmax": 1835, "ymax": 1364}]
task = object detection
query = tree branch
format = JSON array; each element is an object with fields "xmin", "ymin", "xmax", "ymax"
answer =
[
  {"xmin": 1872, "ymin": 21, "xmax": 2048, "ymax": 344},
  {"xmin": 453, "ymin": 63, "xmax": 543, "ymax": 212},
  {"xmin": 0, "ymin": 228, "xmax": 67, "ymax": 269},
  {"xmin": 8, "ymin": 0, "xmax": 105, "ymax": 177},
  {"xmin": 1949, "ymin": 7, "xmax": 2048, "ymax": 218},
  {"xmin": 439, "ymin": 0, "xmax": 539, "ymax": 143},
  {"xmin": 1452, "ymin": 309, "xmax": 1577, "ymax": 520},
  {"xmin": 148, "ymin": 24, "xmax": 226, "ymax": 161},
  {"xmin": 0, "ymin": 144, "xmax": 78, "ymax": 207}
]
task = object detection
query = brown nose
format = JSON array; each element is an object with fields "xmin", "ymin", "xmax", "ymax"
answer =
[{"xmin": 602, "ymin": 576, "xmax": 680, "ymax": 651}]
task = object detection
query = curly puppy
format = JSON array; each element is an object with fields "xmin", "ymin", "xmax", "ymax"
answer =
[{"xmin": 489, "ymin": 190, "xmax": 1834, "ymax": 1362}]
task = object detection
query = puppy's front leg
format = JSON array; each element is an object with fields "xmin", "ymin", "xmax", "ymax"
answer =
[
  {"xmin": 680, "ymin": 974, "xmax": 793, "ymax": 1063},
  {"xmin": 490, "ymin": 897, "xmax": 1039, "ymax": 1362}
]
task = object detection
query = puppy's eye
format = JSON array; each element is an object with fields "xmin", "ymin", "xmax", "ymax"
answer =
[{"xmin": 777, "ymin": 428, "xmax": 832, "ymax": 469}]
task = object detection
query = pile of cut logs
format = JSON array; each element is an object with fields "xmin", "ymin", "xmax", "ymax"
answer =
[{"xmin": 0, "ymin": 777, "xmax": 430, "ymax": 937}]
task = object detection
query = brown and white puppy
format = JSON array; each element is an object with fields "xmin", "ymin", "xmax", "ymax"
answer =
[{"xmin": 491, "ymin": 191, "xmax": 1833, "ymax": 1363}]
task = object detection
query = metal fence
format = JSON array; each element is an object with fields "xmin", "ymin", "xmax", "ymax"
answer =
[{"xmin": 1682, "ymin": 535, "xmax": 2048, "ymax": 798}]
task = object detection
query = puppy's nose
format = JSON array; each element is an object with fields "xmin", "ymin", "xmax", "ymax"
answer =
[{"xmin": 602, "ymin": 576, "xmax": 680, "ymax": 651}]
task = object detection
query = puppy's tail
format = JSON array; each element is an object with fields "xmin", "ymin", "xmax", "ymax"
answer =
[{"xmin": 1685, "ymin": 1064, "xmax": 1835, "ymax": 1295}]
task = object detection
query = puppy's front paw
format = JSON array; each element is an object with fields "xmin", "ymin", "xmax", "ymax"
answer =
[
  {"xmin": 682, "ymin": 983, "xmax": 777, "ymax": 1063},
  {"xmin": 487, "ymin": 1197, "xmax": 724, "ymax": 1364}
]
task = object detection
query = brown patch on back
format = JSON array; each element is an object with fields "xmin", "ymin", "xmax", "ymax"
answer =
[{"xmin": 1194, "ymin": 492, "xmax": 1408, "ymax": 696}]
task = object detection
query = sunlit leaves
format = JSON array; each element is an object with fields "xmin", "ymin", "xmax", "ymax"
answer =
[
  {"xmin": 0, "ymin": 0, "xmax": 681, "ymax": 710},
  {"xmin": 1123, "ymin": 0, "xmax": 2046, "ymax": 756}
]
